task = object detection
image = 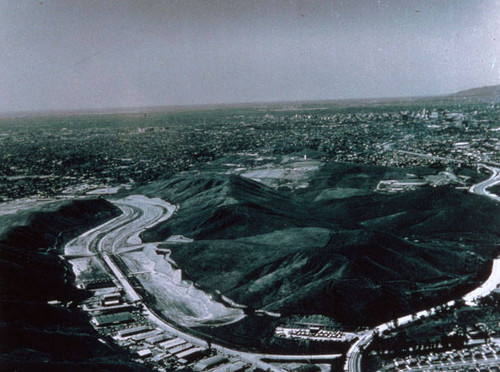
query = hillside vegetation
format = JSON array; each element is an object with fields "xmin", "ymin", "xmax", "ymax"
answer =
[
  {"xmin": 140, "ymin": 162, "xmax": 500, "ymax": 326},
  {"xmin": 0, "ymin": 199, "xmax": 149, "ymax": 371}
]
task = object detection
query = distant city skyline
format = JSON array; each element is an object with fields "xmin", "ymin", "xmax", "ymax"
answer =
[{"xmin": 1, "ymin": 0, "xmax": 499, "ymax": 113}]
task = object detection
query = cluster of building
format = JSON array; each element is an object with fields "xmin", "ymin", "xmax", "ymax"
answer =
[
  {"xmin": 379, "ymin": 342, "xmax": 500, "ymax": 371},
  {"xmin": 369, "ymin": 287, "xmax": 500, "ymax": 371},
  {"xmin": 76, "ymin": 286, "xmax": 251, "ymax": 372},
  {"xmin": 447, "ymin": 323, "xmax": 492, "ymax": 341},
  {"xmin": 375, "ymin": 179, "xmax": 430, "ymax": 193},
  {"xmin": 1, "ymin": 101, "xmax": 499, "ymax": 201},
  {"xmin": 375, "ymin": 170, "xmax": 469, "ymax": 193},
  {"xmin": 275, "ymin": 323, "xmax": 356, "ymax": 343}
]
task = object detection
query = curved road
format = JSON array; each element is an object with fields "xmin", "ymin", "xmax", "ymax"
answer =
[
  {"xmin": 470, "ymin": 165, "xmax": 500, "ymax": 202},
  {"xmin": 71, "ymin": 195, "xmax": 341, "ymax": 372},
  {"xmin": 68, "ymin": 167, "xmax": 500, "ymax": 372},
  {"xmin": 344, "ymin": 165, "xmax": 500, "ymax": 372}
]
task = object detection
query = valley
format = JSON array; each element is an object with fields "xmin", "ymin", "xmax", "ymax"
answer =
[{"xmin": 2, "ymin": 88, "xmax": 500, "ymax": 371}]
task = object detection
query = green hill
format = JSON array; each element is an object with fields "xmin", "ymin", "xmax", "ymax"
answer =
[
  {"xmin": 140, "ymin": 164, "xmax": 500, "ymax": 327},
  {"xmin": 138, "ymin": 173, "xmax": 337, "ymax": 241}
]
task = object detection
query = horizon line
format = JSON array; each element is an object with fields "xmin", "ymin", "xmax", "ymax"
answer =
[{"xmin": 0, "ymin": 84, "xmax": 497, "ymax": 119}]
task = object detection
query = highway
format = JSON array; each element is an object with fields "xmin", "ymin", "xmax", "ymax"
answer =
[
  {"xmin": 469, "ymin": 165, "xmax": 500, "ymax": 202},
  {"xmin": 71, "ymin": 165, "xmax": 500, "ymax": 372},
  {"xmin": 71, "ymin": 195, "xmax": 342, "ymax": 372},
  {"xmin": 344, "ymin": 164, "xmax": 500, "ymax": 372},
  {"xmin": 344, "ymin": 332, "xmax": 373, "ymax": 372}
]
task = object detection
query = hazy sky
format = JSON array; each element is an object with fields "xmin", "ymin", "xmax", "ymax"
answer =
[{"xmin": 1, "ymin": 0, "xmax": 499, "ymax": 113}]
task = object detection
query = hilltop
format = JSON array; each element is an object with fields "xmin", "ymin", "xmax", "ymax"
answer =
[
  {"xmin": 451, "ymin": 84, "xmax": 500, "ymax": 101},
  {"xmin": 138, "ymin": 172, "xmax": 338, "ymax": 241},
  {"xmin": 139, "ymin": 163, "xmax": 500, "ymax": 327}
]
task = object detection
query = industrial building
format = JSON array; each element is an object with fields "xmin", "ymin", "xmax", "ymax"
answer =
[
  {"xmin": 101, "ymin": 292, "xmax": 123, "ymax": 306},
  {"xmin": 91, "ymin": 312, "xmax": 134, "ymax": 327},
  {"xmin": 159, "ymin": 337, "xmax": 186, "ymax": 350},
  {"xmin": 168, "ymin": 342, "xmax": 193, "ymax": 356},
  {"xmin": 150, "ymin": 353, "xmax": 168, "ymax": 363},
  {"xmin": 136, "ymin": 348, "xmax": 152, "ymax": 358},
  {"xmin": 211, "ymin": 361, "xmax": 248, "ymax": 372},
  {"xmin": 176, "ymin": 347, "xmax": 205, "ymax": 364},
  {"xmin": 193, "ymin": 355, "xmax": 228, "ymax": 371},
  {"xmin": 80, "ymin": 278, "xmax": 115, "ymax": 290},
  {"xmin": 145, "ymin": 333, "xmax": 172, "ymax": 345},
  {"xmin": 83, "ymin": 302, "xmax": 135, "ymax": 314},
  {"xmin": 130, "ymin": 329, "xmax": 162, "ymax": 342},
  {"xmin": 116, "ymin": 324, "xmax": 153, "ymax": 338}
]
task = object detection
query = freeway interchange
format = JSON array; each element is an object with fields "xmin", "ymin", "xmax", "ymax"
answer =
[
  {"xmin": 65, "ymin": 165, "xmax": 500, "ymax": 372},
  {"xmin": 66, "ymin": 195, "xmax": 341, "ymax": 372}
]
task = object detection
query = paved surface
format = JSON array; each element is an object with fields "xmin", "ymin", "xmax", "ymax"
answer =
[
  {"xmin": 470, "ymin": 165, "xmax": 500, "ymax": 202},
  {"xmin": 467, "ymin": 165, "xmax": 500, "ymax": 304}
]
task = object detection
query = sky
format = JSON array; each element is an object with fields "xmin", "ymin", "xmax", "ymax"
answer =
[{"xmin": 1, "ymin": 0, "xmax": 499, "ymax": 113}]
